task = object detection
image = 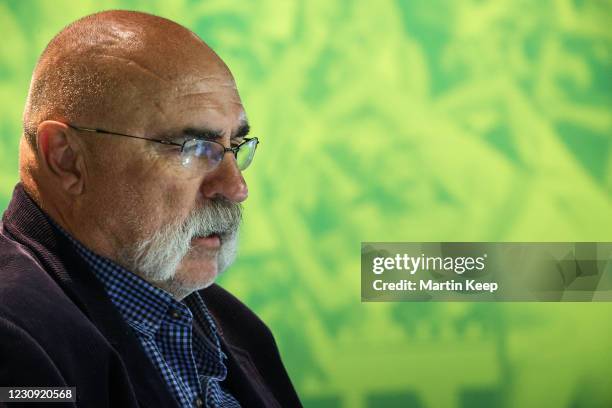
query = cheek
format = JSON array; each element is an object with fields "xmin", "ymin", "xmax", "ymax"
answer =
[
  {"xmin": 92, "ymin": 144, "xmax": 202, "ymax": 225},
  {"xmin": 154, "ymin": 171, "xmax": 205, "ymax": 217},
  {"xmin": 161, "ymin": 184, "xmax": 189, "ymax": 215},
  {"xmin": 146, "ymin": 179, "xmax": 202, "ymax": 228}
]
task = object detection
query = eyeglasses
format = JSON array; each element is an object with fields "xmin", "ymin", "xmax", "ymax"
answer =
[{"xmin": 66, "ymin": 123, "xmax": 259, "ymax": 173}]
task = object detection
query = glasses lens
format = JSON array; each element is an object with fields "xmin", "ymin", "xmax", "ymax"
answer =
[
  {"xmin": 235, "ymin": 138, "xmax": 258, "ymax": 170},
  {"xmin": 181, "ymin": 139, "xmax": 224, "ymax": 170}
]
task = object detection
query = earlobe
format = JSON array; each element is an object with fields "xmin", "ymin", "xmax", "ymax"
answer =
[{"xmin": 36, "ymin": 121, "xmax": 85, "ymax": 195}]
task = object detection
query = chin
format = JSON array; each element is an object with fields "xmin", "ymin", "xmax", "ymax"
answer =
[
  {"xmin": 158, "ymin": 263, "xmax": 217, "ymax": 300},
  {"xmin": 162, "ymin": 234, "xmax": 238, "ymax": 299},
  {"xmin": 176, "ymin": 256, "xmax": 220, "ymax": 289}
]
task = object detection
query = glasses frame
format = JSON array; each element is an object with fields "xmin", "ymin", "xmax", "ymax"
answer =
[{"xmin": 65, "ymin": 123, "xmax": 259, "ymax": 167}]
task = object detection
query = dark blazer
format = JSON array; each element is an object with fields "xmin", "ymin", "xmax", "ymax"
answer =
[{"xmin": 0, "ymin": 184, "xmax": 302, "ymax": 408}]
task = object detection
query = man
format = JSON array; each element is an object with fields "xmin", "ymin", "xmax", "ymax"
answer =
[{"xmin": 0, "ymin": 10, "xmax": 301, "ymax": 408}]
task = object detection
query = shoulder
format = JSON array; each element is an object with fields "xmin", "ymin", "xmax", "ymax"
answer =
[
  {"xmin": 0, "ymin": 229, "xmax": 120, "ymax": 393},
  {"xmin": 0, "ymin": 230, "xmax": 66, "ymax": 316},
  {"xmin": 0, "ymin": 230, "xmax": 74, "ymax": 320},
  {"xmin": 0, "ymin": 229, "xmax": 105, "ymax": 356}
]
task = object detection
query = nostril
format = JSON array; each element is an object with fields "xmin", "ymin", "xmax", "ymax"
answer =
[{"xmin": 198, "ymin": 158, "xmax": 249, "ymax": 203}]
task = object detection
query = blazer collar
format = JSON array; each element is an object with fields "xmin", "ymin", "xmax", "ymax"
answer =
[{"xmin": 2, "ymin": 183, "xmax": 179, "ymax": 408}]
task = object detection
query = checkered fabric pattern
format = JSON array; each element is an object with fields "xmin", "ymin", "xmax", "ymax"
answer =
[{"xmin": 54, "ymin": 224, "xmax": 241, "ymax": 408}]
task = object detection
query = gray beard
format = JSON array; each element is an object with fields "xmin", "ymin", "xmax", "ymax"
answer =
[{"xmin": 119, "ymin": 198, "xmax": 242, "ymax": 297}]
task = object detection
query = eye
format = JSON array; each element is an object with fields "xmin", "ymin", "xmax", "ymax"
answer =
[
  {"xmin": 169, "ymin": 137, "xmax": 187, "ymax": 146},
  {"xmin": 155, "ymin": 139, "xmax": 183, "ymax": 154}
]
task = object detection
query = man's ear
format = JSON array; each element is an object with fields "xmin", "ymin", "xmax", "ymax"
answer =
[{"xmin": 36, "ymin": 121, "xmax": 86, "ymax": 195}]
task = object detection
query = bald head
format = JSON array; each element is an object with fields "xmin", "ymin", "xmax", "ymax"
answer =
[{"xmin": 23, "ymin": 10, "xmax": 233, "ymax": 149}]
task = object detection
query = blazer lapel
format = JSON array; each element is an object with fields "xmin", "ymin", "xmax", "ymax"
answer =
[
  {"xmin": 201, "ymin": 312, "xmax": 283, "ymax": 407},
  {"xmin": 219, "ymin": 338, "xmax": 275, "ymax": 408}
]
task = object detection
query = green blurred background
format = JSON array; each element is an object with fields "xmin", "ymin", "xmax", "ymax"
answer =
[{"xmin": 1, "ymin": 0, "xmax": 611, "ymax": 407}]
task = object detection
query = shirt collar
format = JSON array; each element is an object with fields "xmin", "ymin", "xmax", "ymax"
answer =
[{"xmin": 50, "ymin": 221, "xmax": 191, "ymax": 335}]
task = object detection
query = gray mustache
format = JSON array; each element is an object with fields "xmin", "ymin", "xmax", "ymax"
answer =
[{"xmin": 186, "ymin": 197, "xmax": 243, "ymax": 239}]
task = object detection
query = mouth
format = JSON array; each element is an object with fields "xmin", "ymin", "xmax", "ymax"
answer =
[{"xmin": 191, "ymin": 233, "xmax": 221, "ymax": 249}]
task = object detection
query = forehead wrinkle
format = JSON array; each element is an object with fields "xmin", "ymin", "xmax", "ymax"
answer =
[
  {"xmin": 151, "ymin": 100, "xmax": 171, "ymax": 124},
  {"xmin": 179, "ymin": 91, "xmax": 216, "ymax": 99},
  {"xmin": 173, "ymin": 78, "xmax": 238, "ymax": 96},
  {"xmin": 96, "ymin": 53, "xmax": 172, "ymax": 84},
  {"xmin": 178, "ymin": 92, "xmax": 241, "ymax": 103},
  {"xmin": 219, "ymin": 81, "xmax": 238, "ymax": 90}
]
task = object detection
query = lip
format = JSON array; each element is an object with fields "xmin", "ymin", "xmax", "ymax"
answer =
[{"xmin": 191, "ymin": 233, "xmax": 221, "ymax": 249}]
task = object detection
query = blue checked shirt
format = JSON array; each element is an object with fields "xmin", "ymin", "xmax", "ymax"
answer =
[{"xmin": 54, "ymin": 224, "xmax": 241, "ymax": 408}]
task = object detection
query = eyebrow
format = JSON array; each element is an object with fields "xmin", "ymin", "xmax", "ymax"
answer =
[
  {"xmin": 232, "ymin": 122, "xmax": 250, "ymax": 139},
  {"xmin": 164, "ymin": 121, "xmax": 250, "ymax": 142},
  {"xmin": 181, "ymin": 127, "xmax": 224, "ymax": 141}
]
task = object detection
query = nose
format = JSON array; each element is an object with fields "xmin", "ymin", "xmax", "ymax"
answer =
[{"xmin": 199, "ymin": 153, "xmax": 249, "ymax": 203}]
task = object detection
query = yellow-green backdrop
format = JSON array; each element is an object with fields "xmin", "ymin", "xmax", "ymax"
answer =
[{"xmin": 1, "ymin": 1, "xmax": 611, "ymax": 407}]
